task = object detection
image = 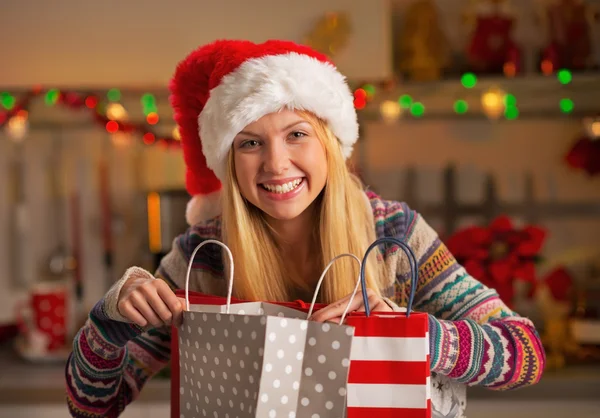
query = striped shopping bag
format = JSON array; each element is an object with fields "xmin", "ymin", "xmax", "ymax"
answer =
[{"xmin": 345, "ymin": 237, "xmax": 431, "ymax": 418}]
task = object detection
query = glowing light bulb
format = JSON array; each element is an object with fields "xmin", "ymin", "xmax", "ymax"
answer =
[
  {"xmin": 379, "ymin": 100, "xmax": 402, "ymax": 123},
  {"xmin": 481, "ymin": 87, "xmax": 506, "ymax": 120},
  {"xmin": 106, "ymin": 103, "xmax": 128, "ymax": 121}
]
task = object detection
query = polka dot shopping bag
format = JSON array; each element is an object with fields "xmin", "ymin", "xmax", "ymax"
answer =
[
  {"xmin": 345, "ymin": 237, "xmax": 431, "ymax": 418},
  {"xmin": 172, "ymin": 240, "xmax": 361, "ymax": 418}
]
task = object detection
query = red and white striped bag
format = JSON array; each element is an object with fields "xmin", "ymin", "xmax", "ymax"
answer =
[{"xmin": 345, "ymin": 237, "xmax": 431, "ymax": 418}]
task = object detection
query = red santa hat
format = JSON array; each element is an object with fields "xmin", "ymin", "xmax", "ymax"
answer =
[{"xmin": 169, "ymin": 39, "xmax": 359, "ymax": 225}]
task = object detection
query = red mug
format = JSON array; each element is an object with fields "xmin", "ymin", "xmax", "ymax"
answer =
[{"xmin": 16, "ymin": 282, "xmax": 69, "ymax": 352}]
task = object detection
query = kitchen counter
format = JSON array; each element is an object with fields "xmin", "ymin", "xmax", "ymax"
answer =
[
  {"xmin": 0, "ymin": 343, "xmax": 170, "ymax": 405},
  {"xmin": 1, "ymin": 343, "xmax": 598, "ymax": 405}
]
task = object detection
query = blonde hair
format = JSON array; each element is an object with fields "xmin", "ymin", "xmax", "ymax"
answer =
[{"xmin": 221, "ymin": 111, "xmax": 385, "ymax": 303}]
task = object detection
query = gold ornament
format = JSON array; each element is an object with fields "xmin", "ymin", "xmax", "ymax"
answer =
[
  {"xmin": 398, "ymin": 0, "xmax": 451, "ymax": 81},
  {"xmin": 304, "ymin": 12, "xmax": 352, "ymax": 57}
]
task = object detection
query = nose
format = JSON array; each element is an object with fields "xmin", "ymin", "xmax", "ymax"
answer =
[{"xmin": 262, "ymin": 139, "xmax": 290, "ymax": 175}]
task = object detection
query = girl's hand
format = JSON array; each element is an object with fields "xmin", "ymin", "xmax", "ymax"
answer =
[
  {"xmin": 117, "ymin": 276, "xmax": 186, "ymax": 328},
  {"xmin": 308, "ymin": 288, "xmax": 392, "ymax": 324}
]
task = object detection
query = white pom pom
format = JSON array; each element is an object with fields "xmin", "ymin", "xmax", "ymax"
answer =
[{"xmin": 185, "ymin": 191, "xmax": 222, "ymax": 225}]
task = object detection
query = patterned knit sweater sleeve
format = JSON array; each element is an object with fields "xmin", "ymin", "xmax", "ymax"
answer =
[
  {"xmin": 372, "ymin": 196, "xmax": 545, "ymax": 390},
  {"xmin": 65, "ymin": 235, "xmax": 195, "ymax": 417}
]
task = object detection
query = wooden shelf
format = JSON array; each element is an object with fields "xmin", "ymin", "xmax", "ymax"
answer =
[
  {"xmin": 358, "ymin": 73, "xmax": 600, "ymax": 120},
  {"xmin": 9, "ymin": 73, "xmax": 600, "ymax": 128}
]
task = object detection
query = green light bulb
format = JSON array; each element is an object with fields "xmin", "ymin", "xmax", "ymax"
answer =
[
  {"xmin": 1, "ymin": 92, "xmax": 15, "ymax": 110},
  {"xmin": 411, "ymin": 102, "xmax": 425, "ymax": 117},
  {"xmin": 505, "ymin": 106, "xmax": 519, "ymax": 120},
  {"xmin": 398, "ymin": 95, "xmax": 413, "ymax": 109},
  {"xmin": 461, "ymin": 73, "xmax": 477, "ymax": 89},
  {"xmin": 559, "ymin": 98, "xmax": 574, "ymax": 113},
  {"xmin": 454, "ymin": 100, "xmax": 468, "ymax": 114},
  {"xmin": 107, "ymin": 88, "xmax": 121, "ymax": 102},
  {"xmin": 504, "ymin": 94, "xmax": 517, "ymax": 107},
  {"xmin": 45, "ymin": 89, "xmax": 60, "ymax": 106},
  {"xmin": 557, "ymin": 69, "xmax": 572, "ymax": 85}
]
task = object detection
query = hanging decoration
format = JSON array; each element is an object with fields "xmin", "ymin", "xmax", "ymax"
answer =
[
  {"xmin": 446, "ymin": 215, "xmax": 547, "ymax": 306},
  {"xmin": 0, "ymin": 88, "xmax": 180, "ymax": 148},
  {"xmin": 303, "ymin": 12, "xmax": 352, "ymax": 58},
  {"xmin": 397, "ymin": 0, "xmax": 451, "ymax": 82},
  {"xmin": 540, "ymin": 0, "xmax": 598, "ymax": 73},
  {"xmin": 463, "ymin": 0, "xmax": 522, "ymax": 76},
  {"xmin": 564, "ymin": 114, "xmax": 600, "ymax": 176}
]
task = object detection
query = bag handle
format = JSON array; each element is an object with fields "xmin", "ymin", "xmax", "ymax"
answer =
[
  {"xmin": 306, "ymin": 253, "xmax": 363, "ymax": 324},
  {"xmin": 359, "ymin": 237, "xmax": 418, "ymax": 318},
  {"xmin": 185, "ymin": 240, "xmax": 235, "ymax": 313}
]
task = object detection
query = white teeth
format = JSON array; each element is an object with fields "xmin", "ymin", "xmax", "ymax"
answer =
[{"xmin": 262, "ymin": 179, "xmax": 302, "ymax": 194}]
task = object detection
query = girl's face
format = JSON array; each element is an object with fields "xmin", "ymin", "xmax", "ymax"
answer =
[{"xmin": 232, "ymin": 109, "xmax": 328, "ymax": 221}]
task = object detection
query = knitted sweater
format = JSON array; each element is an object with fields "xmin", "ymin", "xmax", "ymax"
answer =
[{"xmin": 65, "ymin": 194, "xmax": 545, "ymax": 417}]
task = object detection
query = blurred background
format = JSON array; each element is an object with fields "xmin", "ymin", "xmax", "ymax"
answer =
[{"xmin": 1, "ymin": 0, "xmax": 600, "ymax": 417}]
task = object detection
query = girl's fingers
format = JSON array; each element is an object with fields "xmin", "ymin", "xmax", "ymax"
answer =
[
  {"xmin": 310, "ymin": 293, "xmax": 363, "ymax": 323},
  {"xmin": 155, "ymin": 281, "xmax": 182, "ymax": 314},
  {"xmin": 357, "ymin": 293, "xmax": 379, "ymax": 312},
  {"xmin": 130, "ymin": 292, "xmax": 163, "ymax": 328},
  {"xmin": 145, "ymin": 290, "xmax": 174, "ymax": 324},
  {"xmin": 172, "ymin": 298, "xmax": 187, "ymax": 327},
  {"xmin": 118, "ymin": 300, "xmax": 148, "ymax": 327},
  {"xmin": 310, "ymin": 289, "xmax": 386, "ymax": 323}
]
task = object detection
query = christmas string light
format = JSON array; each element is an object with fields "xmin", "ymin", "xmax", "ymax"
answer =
[
  {"xmin": 350, "ymin": 68, "xmax": 584, "ymax": 121},
  {"xmin": 0, "ymin": 88, "xmax": 179, "ymax": 148}
]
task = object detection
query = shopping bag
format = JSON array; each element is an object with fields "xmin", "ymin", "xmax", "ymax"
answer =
[
  {"xmin": 345, "ymin": 237, "xmax": 431, "ymax": 418},
  {"xmin": 170, "ymin": 291, "xmax": 323, "ymax": 418},
  {"xmin": 172, "ymin": 240, "xmax": 361, "ymax": 418}
]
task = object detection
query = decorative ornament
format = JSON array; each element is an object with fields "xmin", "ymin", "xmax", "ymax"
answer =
[
  {"xmin": 541, "ymin": 0, "xmax": 598, "ymax": 71},
  {"xmin": 304, "ymin": 12, "xmax": 352, "ymax": 58},
  {"xmin": 565, "ymin": 117, "xmax": 600, "ymax": 176},
  {"xmin": 463, "ymin": 0, "xmax": 522, "ymax": 75},
  {"xmin": 446, "ymin": 215, "xmax": 547, "ymax": 306},
  {"xmin": 398, "ymin": 0, "xmax": 451, "ymax": 81}
]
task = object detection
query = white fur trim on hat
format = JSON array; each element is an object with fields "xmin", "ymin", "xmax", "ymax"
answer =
[
  {"xmin": 185, "ymin": 190, "xmax": 222, "ymax": 225},
  {"xmin": 199, "ymin": 52, "xmax": 358, "ymax": 181}
]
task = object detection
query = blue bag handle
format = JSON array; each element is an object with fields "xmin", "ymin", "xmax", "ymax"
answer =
[{"xmin": 359, "ymin": 237, "xmax": 419, "ymax": 317}]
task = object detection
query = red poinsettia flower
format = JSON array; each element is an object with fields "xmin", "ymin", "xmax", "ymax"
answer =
[
  {"xmin": 446, "ymin": 216, "xmax": 547, "ymax": 305},
  {"xmin": 565, "ymin": 135, "xmax": 600, "ymax": 176},
  {"xmin": 542, "ymin": 267, "xmax": 573, "ymax": 303}
]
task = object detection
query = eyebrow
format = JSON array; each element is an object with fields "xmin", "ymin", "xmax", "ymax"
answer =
[{"xmin": 237, "ymin": 120, "xmax": 310, "ymax": 137}]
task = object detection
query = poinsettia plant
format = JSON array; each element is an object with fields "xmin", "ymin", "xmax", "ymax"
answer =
[
  {"xmin": 446, "ymin": 216, "xmax": 547, "ymax": 306},
  {"xmin": 565, "ymin": 115, "xmax": 600, "ymax": 176},
  {"xmin": 565, "ymin": 134, "xmax": 600, "ymax": 176}
]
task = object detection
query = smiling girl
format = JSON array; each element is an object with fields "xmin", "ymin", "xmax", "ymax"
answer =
[{"xmin": 66, "ymin": 40, "xmax": 545, "ymax": 418}]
